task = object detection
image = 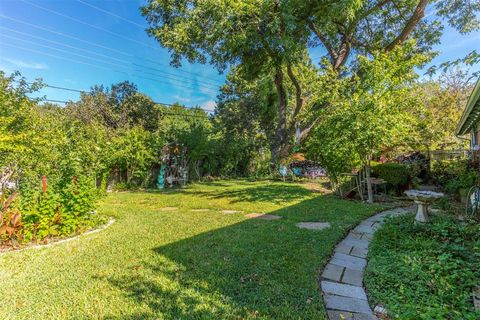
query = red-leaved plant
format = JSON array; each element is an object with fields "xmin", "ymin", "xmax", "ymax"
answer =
[{"xmin": 0, "ymin": 191, "xmax": 23, "ymax": 245}]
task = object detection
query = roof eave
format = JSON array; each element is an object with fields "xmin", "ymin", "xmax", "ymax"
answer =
[{"xmin": 456, "ymin": 77, "xmax": 480, "ymax": 136}]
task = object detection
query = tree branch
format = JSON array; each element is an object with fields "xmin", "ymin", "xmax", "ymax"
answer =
[
  {"xmin": 385, "ymin": 0, "xmax": 429, "ymax": 52},
  {"xmin": 286, "ymin": 64, "xmax": 303, "ymax": 119},
  {"xmin": 308, "ymin": 21, "xmax": 337, "ymax": 63},
  {"xmin": 361, "ymin": 0, "xmax": 393, "ymax": 19},
  {"xmin": 333, "ymin": 38, "xmax": 350, "ymax": 70},
  {"xmin": 299, "ymin": 115, "xmax": 322, "ymax": 141}
]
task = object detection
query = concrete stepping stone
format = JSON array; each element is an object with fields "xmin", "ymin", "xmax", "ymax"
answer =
[
  {"xmin": 160, "ymin": 207, "xmax": 178, "ymax": 211},
  {"xmin": 191, "ymin": 209, "xmax": 210, "ymax": 212},
  {"xmin": 221, "ymin": 210, "xmax": 242, "ymax": 214},
  {"xmin": 296, "ymin": 222, "xmax": 331, "ymax": 230},
  {"xmin": 245, "ymin": 213, "xmax": 282, "ymax": 220}
]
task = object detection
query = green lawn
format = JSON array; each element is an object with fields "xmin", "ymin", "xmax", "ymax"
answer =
[{"xmin": 1, "ymin": 180, "xmax": 383, "ymax": 320}]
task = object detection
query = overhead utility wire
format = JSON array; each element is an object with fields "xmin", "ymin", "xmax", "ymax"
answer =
[
  {"xmin": 0, "ymin": 26, "xmax": 220, "ymax": 90},
  {"xmin": 20, "ymin": 0, "xmax": 158, "ymax": 50},
  {"xmin": 32, "ymin": 81, "xmax": 214, "ymax": 113},
  {"xmin": 2, "ymin": 42, "xmax": 217, "ymax": 94},
  {"xmin": 18, "ymin": 80, "xmax": 214, "ymax": 113},
  {"xmin": 0, "ymin": 34, "xmax": 218, "ymax": 92},
  {"xmin": 75, "ymin": 0, "xmax": 145, "ymax": 29},
  {"xmin": 42, "ymin": 98, "xmax": 209, "ymax": 118},
  {"xmin": 19, "ymin": 0, "xmax": 222, "ymax": 86},
  {"xmin": 0, "ymin": 14, "xmax": 127, "ymax": 56},
  {"xmin": 0, "ymin": 14, "xmax": 224, "ymax": 85}
]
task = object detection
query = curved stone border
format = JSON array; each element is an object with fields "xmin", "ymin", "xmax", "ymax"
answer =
[
  {"xmin": 321, "ymin": 206, "xmax": 414, "ymax": 320},
  {"xmin": 1, "ymin": 218, "xmax": 115, "ymax": 254}
]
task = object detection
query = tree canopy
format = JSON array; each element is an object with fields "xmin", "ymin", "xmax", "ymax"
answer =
[{"xmin": 142, "ymin": 0, "xmax": 479, "ymax": 163}]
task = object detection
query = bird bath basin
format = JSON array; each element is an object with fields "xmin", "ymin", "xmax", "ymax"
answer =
[{"xmin": 404, "ymin": 190, "xmax": 444, "ymax": 223}]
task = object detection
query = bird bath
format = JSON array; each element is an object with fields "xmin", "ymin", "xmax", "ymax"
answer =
[{"xmin": 404, "ymin": 190, "xmax": 444, "ymax": 223}]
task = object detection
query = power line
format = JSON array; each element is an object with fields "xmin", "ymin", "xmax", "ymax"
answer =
[
  {"xmin": 0, "ymin": 14, "xmax": 128, "ymax": 56},
  {"xmin": 41, "ymin": 0, "xmax": 225, "ymax": 83},
  {"xmin": 0, "ymin": 33, "xmax": 219, "ymax": 92},
  {"xmin": 2, "ymin": 42, "xmax": 217, "ymax": 94},
  {"xmin": 20, "ymin": 0, "xmax": 158, "ymax": 50},
  {"xmin": 0, "ymin": 26, "xmax": 128, "ymax": 64},
  {"xmin": 44, "ymin": 99, "xmax": 70, "ymax": 104},
  {"xmin": 75, "ymin": 0, "xmax": 145, "ymax": 29},
  {"xmin": 0, "ymin": 14, "xmax": 224, "ymax": 86},
  {"xmin": 4, "ymin": 42, "xmax": 111, "ymax": 71},
  {"xmin": 42, "ymin": 98, "xmax": 209, "ymax": 118},
  {"xmin": 0, "ymin": 26, "xmax": 221, "ymax": 90},
  {"xmin": 20, "ymin": 80, "xmax": 215, "ymax": 113}
]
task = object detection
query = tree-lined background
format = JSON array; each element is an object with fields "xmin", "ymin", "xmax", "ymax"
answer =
[{"xmin": 1, "ymin": 0, "xmax": 479, "ymax": 241}]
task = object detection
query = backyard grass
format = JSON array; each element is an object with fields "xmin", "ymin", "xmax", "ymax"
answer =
[
  {"xmin": 364, "ymin": 214, "xmax": 480, "ymax": 320},
  {"xmin": 1, "ymin": 180, "xmax": 383, "ymax": 320}
]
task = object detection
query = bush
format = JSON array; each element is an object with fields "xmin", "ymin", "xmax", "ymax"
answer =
[
  {"xmin": 12, "ymin": 177, "xmax": 102, "ymax": 243},
  {"xmin": 365, "ymin": 215, "xmax": 480, "ymax": 319},
  {"xmin": 372, "ymin": 163, "xmax": 410, "ymax": 193},
  {"xmin": 431, "ymin": 160, "xmax": 478, "ymax": 194}
]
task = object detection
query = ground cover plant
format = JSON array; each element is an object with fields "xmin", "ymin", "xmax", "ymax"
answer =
[
  {"xmin": 0, "ymin": 180, "xmax": 383, "ymax": 319},
  {"xmin": 364, "ymin": 214, "xmax": 480, "ymax": 320}
]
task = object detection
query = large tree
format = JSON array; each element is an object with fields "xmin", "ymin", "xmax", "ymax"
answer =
[
  {"xmin": 141, "ymin": 0, "xmax": 313, "ymax": 163},
  {"xmin": 141, "ymin": 0, "xmax": 479, "ymax": 163}
]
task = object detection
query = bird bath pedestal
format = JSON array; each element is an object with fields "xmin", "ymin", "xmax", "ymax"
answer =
[{"xmin": 404, "ymin": 190, "xmax": 444, "ymax": 223}]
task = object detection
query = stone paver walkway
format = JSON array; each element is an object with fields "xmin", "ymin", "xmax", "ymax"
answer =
[{"xmin": 321, "ymin": 206, "xmax": 414, "ymax": 320}]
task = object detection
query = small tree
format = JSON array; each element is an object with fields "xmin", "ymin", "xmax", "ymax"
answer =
[{"xmin": 307, "ymin": 43, "xmax": 426, "ymax": 202}]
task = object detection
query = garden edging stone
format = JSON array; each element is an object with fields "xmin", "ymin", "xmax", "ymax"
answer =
[{"xmin": 320, "ymin": 206, "xmax": 414, "ymax": 320}]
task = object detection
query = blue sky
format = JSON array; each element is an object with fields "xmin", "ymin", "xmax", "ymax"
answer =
[{"xmin": 0, "ymin": 0, "xmax": 479, "ymax": 111}]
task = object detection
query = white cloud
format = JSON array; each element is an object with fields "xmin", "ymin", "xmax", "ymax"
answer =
[
  {"xmin": 2, "ymin": 58, "xmax": 48, "ymax": 70},
  {"xmin": 201, "ymin": 100, "xmax": 217, "ymax": 112}
]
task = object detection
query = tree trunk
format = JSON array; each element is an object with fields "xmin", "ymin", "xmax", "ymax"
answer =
[
  {"xmin": 271, "ymin": 67, "xmax": 288, "ymax": 166},
  {"xmin": 365, "ymin": 159, "xmax": 374, "ymax": 203}
]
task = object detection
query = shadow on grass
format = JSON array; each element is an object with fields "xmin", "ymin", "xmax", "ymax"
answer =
[
  {"xmin": 102, "ymin": 186, "xmax": 381, "ymax": 319},
  {"xmin": 195, "ymin": 183, "xmax": 314, "ymax": 204},
  {"xmin": 150, "ymin": 181, "xmax": 314, "ymax": 205}
]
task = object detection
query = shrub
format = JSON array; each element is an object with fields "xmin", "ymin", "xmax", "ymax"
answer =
[
  {"xmin": 431, "ymin": 160, "xmax": 478, "ymax": 194},
  {"xmin": 372, "ymin": 163, "xmax": 410, "ymax": 193},
  {"xmin": 4, "ymin": 176, "xmax": 102, "ymax": 244}
]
